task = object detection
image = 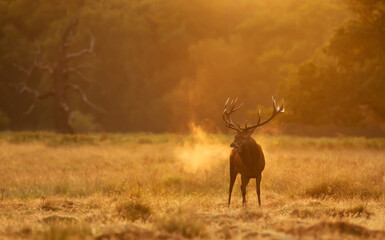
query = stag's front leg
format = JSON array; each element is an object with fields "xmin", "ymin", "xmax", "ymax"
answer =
[
  {"xmin": 256, "ymin": 174, "xmax": 262, "ymax": 207},
  {"xmin": 228, "ymin": 160, "xmax": 237, "ymax": 206},
  {"xmin": 241, "ymin": 175, "xmax": 250, "ymax": 206}
]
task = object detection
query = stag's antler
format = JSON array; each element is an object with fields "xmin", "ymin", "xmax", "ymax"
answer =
[
  {"xmin": 239, "ymin": 96, "xmax": 284, "ymax": 131},
  {"xmin": 223, "ymin": 97, "xmax": 285, "ymax": 132},
  {"xmin": 223, "ymin": 97, "xmax": 243, "ymax": 131}
]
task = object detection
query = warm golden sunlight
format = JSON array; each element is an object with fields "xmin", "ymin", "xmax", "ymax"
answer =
[{"xmin": 0, "ymin": 0, "xmax": 384, "ymax": 239}]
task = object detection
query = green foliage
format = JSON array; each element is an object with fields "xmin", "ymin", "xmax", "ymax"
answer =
[
  {"xmin": 7, "ymin": 131, "xmax": 98, "ymax": 145},
  {"xmin": 282, "ymin": 0, "xmax": 385, "ymax": 127},
  {"xmin": 2, "ymin": 132, "xmax": 385, "ymax": 149},
  {"xmin": 0, "ymin": 108, "xmax": 10, "ymax": 130},
  {"xmin": 70, "ymin": 110, "xmax": 101, "ymax": 133},
  {"xmin": 0, "ymin": 0, "xmax": 348, "ymax": 132}
]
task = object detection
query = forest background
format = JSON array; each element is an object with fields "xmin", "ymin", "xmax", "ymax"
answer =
[{"xmin": 0, "ymin": 0, "xmax": 384, "ymax": 136}]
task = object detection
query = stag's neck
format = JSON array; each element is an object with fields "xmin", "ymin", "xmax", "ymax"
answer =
[{"xmin": 247, "ymin": 136, "xmax": 257, "ymax": 145}]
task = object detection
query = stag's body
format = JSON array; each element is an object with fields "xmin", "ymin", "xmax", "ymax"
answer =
[
  {"xmin": 223, "ymin": 97, "xmax": 284, "ymax": 207},
  {"xmin": 229, "ymin": 137, "xmax": 265, "ymax": 206}
]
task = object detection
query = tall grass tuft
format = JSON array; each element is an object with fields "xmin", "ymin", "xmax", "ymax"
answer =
[
  {"xmin": 155, "ymin": 209, "xmax": 206, "ymax": 238},
  {"xmin": 116, "ymin": 198, "xmax": 152, "ymax": 221}
]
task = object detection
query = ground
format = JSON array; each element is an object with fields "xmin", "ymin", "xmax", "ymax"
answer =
[{"xmin": 0, "ymin": 131, "xmax": 384, "ymax": 239}]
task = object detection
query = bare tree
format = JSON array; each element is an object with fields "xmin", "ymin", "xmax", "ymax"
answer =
[{"xmin": 14, "ymin": 18, "xmax": 103, "ymax": 133}]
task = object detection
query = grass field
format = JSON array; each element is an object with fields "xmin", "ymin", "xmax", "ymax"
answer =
[{"xmin": 0, "ymin": 130, "xmax": 384, "ymax": 239}]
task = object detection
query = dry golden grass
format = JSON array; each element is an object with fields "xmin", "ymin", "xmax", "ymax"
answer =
[{"xmin": 0, "ymin": 131, "xmax": 384, "ymax": 239}]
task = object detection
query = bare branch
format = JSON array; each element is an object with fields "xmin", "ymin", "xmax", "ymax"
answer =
[
  {"xmin": 14, "ymin": 41, "xmax": 54, "ymax": 78},
  {"xmin": 66, "ymin": 66, "xmax": 105, "ymax": 94},
  {"xmin": 33, "ymin": 42, "xmax": 54, "ymax": 74},
  {"xmin": 71, "ymin": 69, "xmax": 91, "ymax": 84},
  {"xmin": 66, "ymin": 83, "xmax": 105, "ymax": 113},
  {"xmin": 25, "ymin": 94, "xmax": 55, "ymax": 115},
  {"xmin": 60, "ymin": 102, "xmax": 71, "ymax": 113},
  {"xmin": 66, "ymin": 30, "xmax": 95, "ymax": 60},
  {"xmin": 66, "ymin": 64, "xmax": 92, "ymax": 83},
  {"xmin": 35, "ymin": 62, "xmax": 54, "ymax": 73},
  {"xmin": 14, "ymin": 63, "xmax": 34, "ymax": 79},
  {"xmin": 19, "ymin": 82, "xmax": 55, "ymax": 114},
  {"xmin": 62, "ymin": 18, "xmax": 80, "ymax": 50},
  {"xmin": 67, "ymin": 64, "xmax": 92, "ymax": 72}
]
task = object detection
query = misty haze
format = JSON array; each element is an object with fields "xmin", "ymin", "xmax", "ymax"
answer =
[{"xmin": 0, "ymin": 0, "xmax": 384, "ymax": 239}]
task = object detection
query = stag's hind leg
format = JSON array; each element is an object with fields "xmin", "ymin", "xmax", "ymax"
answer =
[
  {"xmin": 241, "ymin": 175, "xmax": 250, "ymax": 206},
  {"xmin": 228, "ymin": 161, "xmax": 237, "ymax": 206},
  {"xmin": 256, "ymin": 174, "xmax": 262, "ymax": 207}
]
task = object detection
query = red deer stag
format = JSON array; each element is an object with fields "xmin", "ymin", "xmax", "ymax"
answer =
[{"xmin": 223, "ymin": 97, "xmax": 284, "ymax": 206}]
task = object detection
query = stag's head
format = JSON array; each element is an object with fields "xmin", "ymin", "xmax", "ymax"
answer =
[{"xmin": 223, "ymin": 97, "xmax": 285, "ymax": 152}]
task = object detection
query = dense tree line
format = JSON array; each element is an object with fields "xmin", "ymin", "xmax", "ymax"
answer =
[
  {"xmin": 283, "ymin": 0, "xmax": 385, "ymax": 130},
  {"xmin": 3, "ymin": 0, "xmax": 378, "ymax": 133}
]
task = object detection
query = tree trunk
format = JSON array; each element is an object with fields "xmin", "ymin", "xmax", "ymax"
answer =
[
  {"xmin": 53, "ymin": 89, "xmax": 73, "ymax": 133},
  {"xmin": 15, "ymin": 19, "xmax": 101, "ymax": 134},
  {"xmin": 53, "ymin": 61, "xmax": 73, "ymax": 134}
]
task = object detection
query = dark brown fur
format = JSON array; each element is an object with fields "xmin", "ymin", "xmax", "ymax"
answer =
[
  {"xmin": 223, "ymin": 97, "xmax": 284, "ymax": 206},
  {"xmin": 228, "ymin": 134, "xmax": 265, "ymax": 206}
]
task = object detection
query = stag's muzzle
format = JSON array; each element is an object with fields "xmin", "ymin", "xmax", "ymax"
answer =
[{"xmin": 230, "ymin": 142, "xmax": 239, "ymax": 148}]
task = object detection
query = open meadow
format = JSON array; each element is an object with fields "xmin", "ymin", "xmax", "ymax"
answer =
[
  {"xmin": 0, "ymin": 131, "xmax": 384, "ymax": 239},
  {"xmin": 2, "ymin": 1, "xmax": 385, "ymax": 239}
]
